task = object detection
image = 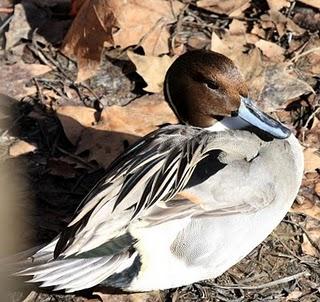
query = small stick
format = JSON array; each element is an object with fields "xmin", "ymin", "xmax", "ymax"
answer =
[
  {"xmin": 213, "ymin": 271, "xmax": 309, "ymax": 290},
  {"xmin": 0, "ymin": 15, "xmax": 12, "ymax": 33},
  {"xmin": 56, "ymin": 146, "xmax": 96, "ymax": 169},
  {"xmin": 291, "ymin": 47, "xmax": 320, "ymax": 63},
  {"xmin": 0, "ymin": 7, "xmax": 13, "ymax": 13}
]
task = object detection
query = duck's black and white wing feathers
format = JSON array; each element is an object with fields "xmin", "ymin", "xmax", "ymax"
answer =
[{"xmin": 54, "ymin": 125, "xmax": 213, "ymax": 258}]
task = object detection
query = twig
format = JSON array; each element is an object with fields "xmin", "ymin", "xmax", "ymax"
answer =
[
  {"xmin": 291, "ymin": 47, "xmax": 320, "ymax": 63},
  {"xmin": 56, "ymin": 146, "xmax": 96, "ymax": 169},
  {"xmin": 283, "ymin": 219, "xmax": 320, "ymax": 256},
  {"xmin": 0, "ymin": 15, "xmax": 12, "ymax": 33},
  {"xmin": 212, "ymin": 272, "xmax": 309, "ymax": 290},
  {"xmin": 0, "ymin": 7, "xmax": 13, "ymax": 13},
  {"xmin": 273, "ymin": 233, "xmax": 302, "ymax": 262},
  {"xmin": 33, "ymin": 78, "xmax": 44, "ymax": 104},
  {"xmin": 304, "ymin": 107, "xmax": 320, "ymax": 129}
]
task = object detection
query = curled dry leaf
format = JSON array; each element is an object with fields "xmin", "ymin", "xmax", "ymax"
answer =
[
  {"xmin": 0, "ymin": 62, "xmax": 51, "ymax": 98},
  {"xmin": 127, "ymin": 51, "xmax": 177, "ymax": 93},
  {"xmin": 197, "ymin": 0, "xmax": 250, "ymax": 16},
  {"xmin": 57, "ymin": 94, "xmax": 177, "ymax": 167},
  {"xmin": 63, "ymin": 0, "xmax": 183, "ymax": 82}
]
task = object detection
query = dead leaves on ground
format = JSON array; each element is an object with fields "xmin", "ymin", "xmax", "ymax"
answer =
[
  {"xmin": 63, "ymin": 0, "xmax": 183, "ymax": 81},
  {"xmin": 57, "ymin": 94, "xmax": 177, "ymax": 167},
  {"xmin": 0, "ymin": 62, "xmax": 51, "ymax": 98}
]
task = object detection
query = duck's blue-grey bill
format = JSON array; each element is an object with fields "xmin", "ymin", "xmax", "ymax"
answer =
[{"xmin": 239, "ymin": 97, "xmax": 291, "ymax": 139}]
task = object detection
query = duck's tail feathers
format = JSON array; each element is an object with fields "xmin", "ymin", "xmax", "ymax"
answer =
[
  {"xmin": 1, "ymin": 238, "xmax": 58, "ymax": 275},
  {"xmin": 14, "ymin": 250, "xmax": 138, "ymax": 293}
]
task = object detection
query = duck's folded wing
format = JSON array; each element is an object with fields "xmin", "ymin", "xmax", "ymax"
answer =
[
  {"xmin": 54, "ymin": 125, "xmax": 214, "ymax": 258},
  {"xmin": 54, "ymin": 126, "xmax": 272, "ymax": 259}
]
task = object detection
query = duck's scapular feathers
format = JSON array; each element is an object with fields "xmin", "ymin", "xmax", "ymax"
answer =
[{"xmin": 15, "ymin": 50, "xmax": 304, "ymax": 293}]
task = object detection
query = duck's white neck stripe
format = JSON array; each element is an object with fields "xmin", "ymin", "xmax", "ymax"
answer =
[{"xmin": 206, "ymin": 116, "xmax": 249, "ymax": 132}]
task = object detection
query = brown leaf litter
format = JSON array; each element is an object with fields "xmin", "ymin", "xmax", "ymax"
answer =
[
  {"xmin": 0, "ymin": 62, "xmax": 51, "ymax": 98},
  {"xmin": 57, "ymin": 94, "xmax": 177, "ymax": 167},
  {"xmin": 62, "ymin": 0, "xmax": 183, "ymax": 82}
]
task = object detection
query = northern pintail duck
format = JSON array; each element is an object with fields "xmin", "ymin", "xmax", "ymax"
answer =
[{"xmin": 16, "ymin": 50, "xmax": 303, "ymax": 292}]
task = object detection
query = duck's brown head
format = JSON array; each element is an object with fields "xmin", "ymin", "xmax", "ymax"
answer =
[{"xmin": 164, "ymin": 49, "xmax": 290, "ymax": 139}]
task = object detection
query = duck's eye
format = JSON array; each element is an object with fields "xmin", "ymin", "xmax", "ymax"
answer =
[
  {"xmin": 193, "ymin": 73, "xmax": 219, "ymax": 89},
  {"xmin": 204, "ymin": 79, "xmax": 219, "ymax": 90}
]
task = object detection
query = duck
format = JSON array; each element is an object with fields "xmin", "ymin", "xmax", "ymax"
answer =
[{"xmin": 15, "ymin": 49, "xmax": 304, "ymax": 293}]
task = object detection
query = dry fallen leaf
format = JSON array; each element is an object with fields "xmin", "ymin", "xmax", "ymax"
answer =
[
  {"xmin": 303, "ymin": 148, "xmax": 320, "ymax": 172},
  {"xmin": 197, "ymin": 0, "xmax": 250, "ymax": 16},
  {"xmin": 5, "ymin": 3, "xmax": 31, "ymax": 49},
  {"xmin": 268, "ymin": 10, "xmax": 305, "ymax": 37},
  {"xmin": 111, "ymin": 0, "xmax": 183, "ymax": 55},
  {"xmin": 266, "ymin": 0, "xmax": 290, "ymax": 11},
  {"xmin": 258, "ymin": 64, "xmax": 313, "ymax": 111},
  {"xmin": 211, "ymin": 19, "xmax": 247, "ymax": 60},
  {"xmin": 62, "ymin": 0, "xmax": 116, "ymax": 82},
  {"xmin": 286, "ymin": 289, "xmax": 303, "ymax": 301},
  {"xmin": 294, "ymin": 38, "xmax": 320, "ymax": 76},
  {"xmin": 128, "ymin": 51, "xmax": 177, "ymax": 93},
  {"xmin": 9, "ymin": 140, "xmax": 36, "ymax": 157},
  {"xmin": 255, "ymin": 39, "xmax": 285, "ymax": 61},
  {"xmin": 57, "ymin": 94, "xmax": 177, "ymax": 167},
  {"xmin": 291, "ymin": 198, "xmax": 320, "ymax": 221},
  {"xmin": 301, "ymin": 219, "xmax": 320, "ymax": 257},
  {"xmin": 0, "ymin": 62, "xmax": 51, "ymax": 98},
  {"xmin": 297, "ymin": 0, "xmax": 320, "ymax": 9},
  {"xmin": 56, "ymin": 106, "xmax": 96, "ymax": 145},
  {"xmin": 63, "ymin": 0, "xmax": 183, "ymax": 81}
]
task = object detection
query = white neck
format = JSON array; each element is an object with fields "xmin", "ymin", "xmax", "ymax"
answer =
[{"xmin": 205, "ymin": 116, "xmax": 249, "ymax": 132}]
